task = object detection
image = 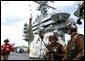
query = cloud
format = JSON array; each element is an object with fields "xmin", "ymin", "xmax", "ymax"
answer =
[
  {"xmin": 48, "ymin": 1, "xmax": 77, "ymax": 8},
  {"xmin": 1, "ymin": 16, "xmax": 24, "ymax": 25},
  {"xmin": 77, "ymin": 19, "xmax": 84, "ymax": 35},
  {"xmin": 1, "ymin": 20, "xmax": 28, "ymax": 46},
  {"xmin": 47, "ymin": 1, "xmax": 79, "ymax": 21},
  {"xmin": 1, "ymin": 1, "xmax": 39, "ymax": 25}
]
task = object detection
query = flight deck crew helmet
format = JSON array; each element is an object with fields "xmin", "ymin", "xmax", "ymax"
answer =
[{"xmin": 66, "ymin": 23, "xmax": 77, "ymax": 32}]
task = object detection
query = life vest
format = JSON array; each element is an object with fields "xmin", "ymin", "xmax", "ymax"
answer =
[
  {"xmin": 67, "ymin": 33, "xmax": 84, "ymax": 60},
  {"xmin": 1, "ymin": 43, "xmax": 13, "ymax": 55}
]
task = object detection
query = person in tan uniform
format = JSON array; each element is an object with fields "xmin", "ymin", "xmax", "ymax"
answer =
[
  {"xmin": 45, "ymin": 35, "xmax": 66, "ymax": 60},
  {"xmin": 63, "ymin": 23, "xmax": 84, "ymax": 60}
]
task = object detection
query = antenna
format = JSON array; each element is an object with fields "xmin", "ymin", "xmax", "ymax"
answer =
[{"xmin": 29, "ymin": 1, "xmax": 32, "ymax": 16}]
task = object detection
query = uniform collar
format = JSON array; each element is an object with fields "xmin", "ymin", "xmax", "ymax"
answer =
[{"xmin": 71, "ymin": 32, "xmax": 77, "ymax": 38}]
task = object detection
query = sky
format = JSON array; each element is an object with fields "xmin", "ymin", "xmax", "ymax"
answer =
[{"xmin": 1, "ymin": 1, "xmax": 84, "ymax": 46}]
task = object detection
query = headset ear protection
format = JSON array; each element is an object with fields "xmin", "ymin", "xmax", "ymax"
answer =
[{"xmin": 71, "ymin": 24, "xmax": 77, "ymax": 29}]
